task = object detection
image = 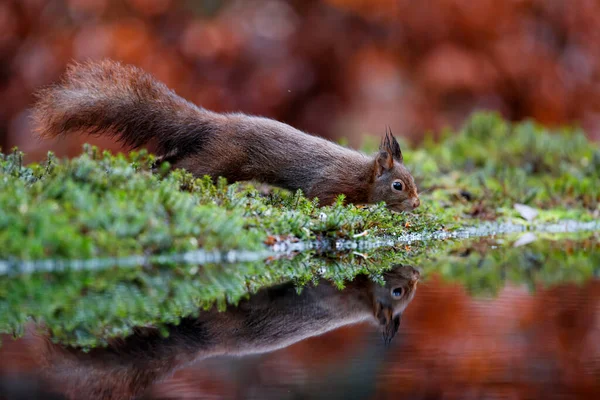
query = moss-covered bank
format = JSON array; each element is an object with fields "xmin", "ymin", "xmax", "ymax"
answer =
[{"xmin": 1, "ymin": 112, "xmax": 598, "ymax": 261}]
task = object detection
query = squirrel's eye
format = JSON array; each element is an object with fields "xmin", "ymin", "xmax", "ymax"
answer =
[
  {"xmin": 392, "ymin": 287, "xmax": 404, "ymax": 298},
  {"xmin": 392, "ymin": 181, "xmax": 404, "ymax": 191}
]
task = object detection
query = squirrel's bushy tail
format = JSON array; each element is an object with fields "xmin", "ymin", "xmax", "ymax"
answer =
[{"xmin": 32, "ymin": 60, "xmax": 216, "ymax": 158}]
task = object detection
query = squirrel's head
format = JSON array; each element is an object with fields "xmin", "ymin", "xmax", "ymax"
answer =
[
  {"xmin": 372, "ymin": 264, "xmax": 420, "ymax": 345},
  {"xmin": 371, "ymin": 129, "xmax": 420, "ymax": 212}
]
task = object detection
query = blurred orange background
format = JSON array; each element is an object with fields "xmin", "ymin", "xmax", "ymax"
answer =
[
  {"xmin": 2, "ymin": 2, "xmax": 600, "ymax": 398},
  {"xmin": 2, "ymin": 0, "xmax": 600, "ymax": 161}
]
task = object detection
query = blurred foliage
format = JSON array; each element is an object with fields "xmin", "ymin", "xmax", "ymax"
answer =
[
  {"xmin": 427, "ymin": 233, "xmax": 600, "ymax": 296},
  {"xmin": 408, "ymin": 112, "xmax": 600, "ymax": 223},
  {"xmin": 3, "ymin": 0, "xmax": 600, "ymax": 159}
]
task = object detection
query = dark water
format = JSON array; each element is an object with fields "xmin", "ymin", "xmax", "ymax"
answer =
[{"xmin": 1, "ymin": 235, "xmax": 600, "ymax": 400}]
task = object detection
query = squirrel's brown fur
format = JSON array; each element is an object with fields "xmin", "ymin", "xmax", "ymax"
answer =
[{"xmin": 33, "ymin": 60, "xmax": 420, "ymax": 211}]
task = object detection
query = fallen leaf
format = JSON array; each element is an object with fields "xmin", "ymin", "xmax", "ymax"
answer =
[
  {"xmin": 352, "ymin": 252, "xmax": 368, "ymax": 259},
  {"xmin": 514, "ymin": 203, "xmax": 539, "ymax": 222},
  {"xmin": 352, "ymin": 230, "xmax": 369, "ymax": 238},
  {"xmin": 513, "ymin": 232, "xmax": 537, "ymax": 247}
]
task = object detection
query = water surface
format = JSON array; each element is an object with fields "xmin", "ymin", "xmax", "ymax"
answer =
[{"xmin": 0, "ymin": 233, "xmax": 599, "ymax": 399}]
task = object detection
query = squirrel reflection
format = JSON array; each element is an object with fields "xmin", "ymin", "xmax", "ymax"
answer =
[{"xmin": 39, "ymin": 264, "xmax": 420, "ymax": 400}]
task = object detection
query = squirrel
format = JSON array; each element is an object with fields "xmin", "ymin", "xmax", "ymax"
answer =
[
  {"xmin": 34, "ymin": 264, "xmax": 420, "ymax": 400},
  {"xmin": 33, "ymin": 60, "xmax": 420, "ymax": 212}
]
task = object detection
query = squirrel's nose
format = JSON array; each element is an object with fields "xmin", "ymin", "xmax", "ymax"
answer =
[{"xmin": 412, "ymin": 198, "xmax": 420, "ymax": 209}]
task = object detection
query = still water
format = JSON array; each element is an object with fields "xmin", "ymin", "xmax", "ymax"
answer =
[{"xmin": 0, "ymin": 234, "xmax": 599, "ymax": 399}]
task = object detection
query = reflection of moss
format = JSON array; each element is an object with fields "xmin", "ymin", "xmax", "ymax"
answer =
[
  {"xmin": 0, "ymin": 248, "xmax": 412, "ymax": 348},
  {"xmin": 1, "ymin": 234, "xmax": 598, "ymax": 348},
  {"xmin": 424, "ymin": 233, "xmax": 600, "ymax": 296}
]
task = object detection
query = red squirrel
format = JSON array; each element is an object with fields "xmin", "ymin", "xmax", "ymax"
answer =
[
  {"xmin": 35, "ymin": 265, "xmax": 419, "ymax": 400},
  {"xmin": 33, "ymin": 60, "xmax": 420, "ymax": 212}
]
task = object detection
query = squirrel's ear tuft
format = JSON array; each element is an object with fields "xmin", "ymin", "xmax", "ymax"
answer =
[
  {"xmin": 376, "ymin": 302, "xmax": 401, "ymax": 346},
  {"xmin": 387, "ymin": 314, "xmax": 401, "ymax": 345},
  {"xmin": 380, "ymin": 127, "xmax": 403, "ymax": 164}
]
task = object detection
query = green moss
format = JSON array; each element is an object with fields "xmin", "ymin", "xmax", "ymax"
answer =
[
  {"xmin": 408, "ymin": 112, "xmax": 600, "ymax": 221},
  {"xmin": 1, "ymin": 112, "xmax": 597, "ymax": 261},
  {"xmin": 0, "ymin": 146, "xmax": 445, "ymax": 261}
]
